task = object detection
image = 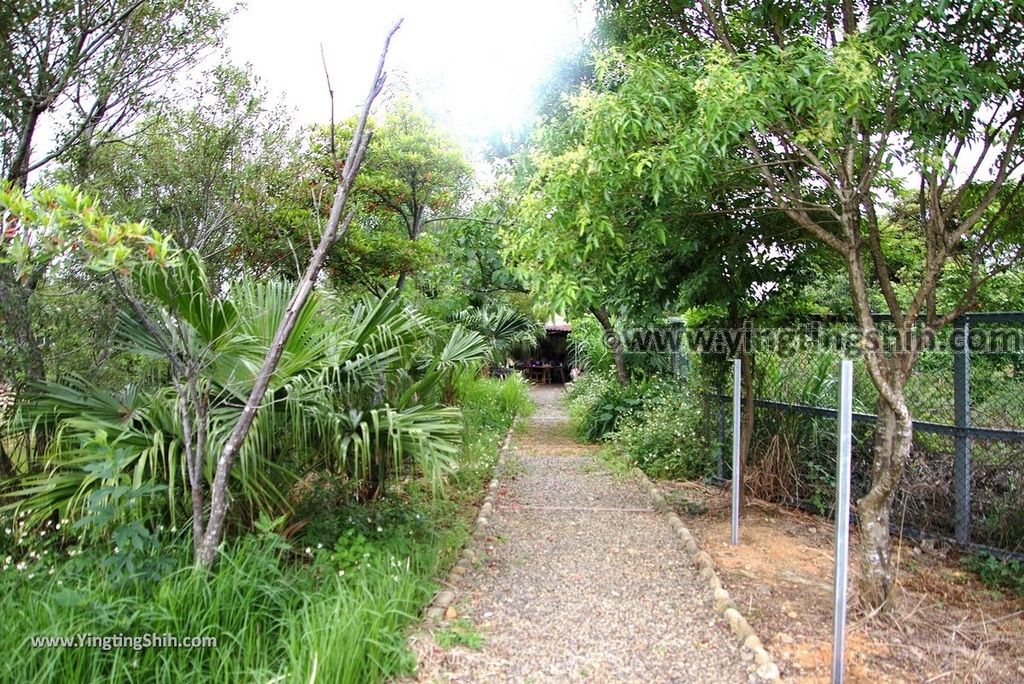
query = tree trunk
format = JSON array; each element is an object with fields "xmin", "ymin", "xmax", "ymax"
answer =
[
  {"xmin": 7, "ymin": 106, "xmax": 41, "ymax": 189},
  {"xmin": 855, "ymin": 387, "xmax": 913, "ymax": 610},
  {"xmin": 590, "ymin": 305, "xmax": 629, "ymax": 386}
]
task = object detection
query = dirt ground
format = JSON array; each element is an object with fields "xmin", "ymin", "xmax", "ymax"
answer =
[{"xmin": 657, "ymin": 481, "xmax": 1024, "ymax": 683}]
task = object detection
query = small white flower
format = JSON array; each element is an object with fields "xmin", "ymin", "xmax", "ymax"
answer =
[
  {"xmin": 316, "ymin": 543, "xmax": 323, "ymax": 549},
  {"xmin": 304, "ymin": 547, "xmax": 312, "ymax": 555},
  {"xmin": 113, "ymin": 546, "xmax": 120, "ymax": 554},
  {"xmin": 337, "ymin": 570, "xmax": 345, "ymax": 577}
]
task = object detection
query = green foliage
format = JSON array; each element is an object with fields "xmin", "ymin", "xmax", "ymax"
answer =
[
  {"xmin": 0, "ymin": 364, "xmax": 528, "ymax": 682},
  {"xmin": 565, "ymin": 369, "xmax": 641, "ymax": 441},
  {"xmin": 453, "ymin": 306, "xmax": 541, "ymax": 367},
  {"xmin": 962, "ymin": 553, "xmax": 1024, "ymax": 597},
  {"xmin": 73, "ymin": 65, "xmax": 304, "ymax": 283},
  {"xmin": 418, "ymin": 193, "xmax": 527, "ymax": 305},
  {"xmin": 610, "ymin": 378, "xmax": 713, "ymax": 480},
  {"xmin": 353, "ymin": 98, "xmax": 473, "ymax": 236},
  {"xmin": 1, "ymin": 0, "xmax": 230, "ymax": 184},
  {"xmin": 567, "ymin": 316, "xmax": 612, "ymax": 373},
  {"xmin": 0, "ymin": 531, "xmax": 432, "ymax": 683},
  {"xmin": 451, "ymin": 372, "xmax": 533, "ymax": 490},
  {"xmin": 567, "ymin": 370, "xmax": 712, "ymax": 478},
  {"xmin": 3, "ymin": 261, "xmax": 490, "ymax": 530},
  {"xmin": 308, "ymin": 97, "xmax": 474, "ymax": 293},
  {"xmin": 0, "ymin": 183, "xmax": 178, "ymax": 278}
]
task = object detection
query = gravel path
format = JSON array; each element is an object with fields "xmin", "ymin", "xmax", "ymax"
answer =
[{"xmin": 426, "ymin": 386, "xmax": 748, "ymax": 683}]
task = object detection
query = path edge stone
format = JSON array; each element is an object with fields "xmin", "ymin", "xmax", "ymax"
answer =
[
  {"xmin": 632, "ymin": 467, "xmax": 782, "ymax": 683},
  {"xmin": 423, "ymin": 424, "xmax": 516, "ymax": 624}
]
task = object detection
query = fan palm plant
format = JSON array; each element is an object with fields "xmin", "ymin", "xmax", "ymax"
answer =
[
  {"xmin": 3, "ymin": 253, "xmax": 489, "ymax": 536},
  {"xmin": 452, "ymin": 306, "xmax": 540, "ymax": 370}
]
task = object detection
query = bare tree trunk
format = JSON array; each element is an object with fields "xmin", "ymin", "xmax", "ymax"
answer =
[
  {"xmin": 856, "ymin": 386, "xmax": 913, "ymax": 609},
  {"xmin": 590, "ymin": 305, "xmax": 629, "ymax": 386},
  {"xmin": 194, "ymin": 22, "xmax": 402, "ymax": 569},
  {"xmin": 7, "ymin": 106, "xmax": 42, "ymax": 189}
]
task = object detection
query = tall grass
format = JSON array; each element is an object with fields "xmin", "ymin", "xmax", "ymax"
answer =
[
  {"xmin": 0, "ymin": 533, "xmax": 438, "ymax": 683},
  {"xmin": 0, "ymin": 371, "xmax": 531, "ymax": 683},
  {"xmin": 451, "ymin": 371, "xmax": 532, "ymax": 492}
]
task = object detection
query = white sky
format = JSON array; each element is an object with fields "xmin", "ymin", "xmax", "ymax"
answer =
[{"xmin": 220, "ymin": 0, "xmax": 594, "ymax": 152}]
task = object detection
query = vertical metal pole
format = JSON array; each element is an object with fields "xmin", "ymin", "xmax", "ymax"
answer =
[
  {"xmin": 832, "ymin": 359, "xmax": 854, "ymax": 684},
  {"xmin": 952, "ymin": 317, "xmax": 972, "ymax": 545},
  {"xmin": 731, "ymin": 358, "xmax": 741, "ymax": 546}
]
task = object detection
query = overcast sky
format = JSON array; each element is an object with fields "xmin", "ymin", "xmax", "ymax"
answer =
[{"xmin": 220, "ymin": 0, "xmax": 594, "ymax": 151}]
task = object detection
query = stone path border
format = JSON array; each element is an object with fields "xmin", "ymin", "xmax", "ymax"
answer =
[
  {"xmin": 633, "ymin": 466, "xmax": 782, "ymax": 682},
  {"xmin": 423, "ymin": 426, "xmax": 515, "ymax": 623}
]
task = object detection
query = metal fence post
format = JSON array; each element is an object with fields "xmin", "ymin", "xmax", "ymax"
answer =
[
  {"xmin": 731, "ymin": 358, "xmax": 742, "ymax": 546},
  {"xmin": 952, "ymin": 316, "xmax": 972, "ymax": 545},
  {"xmin": 832, "ymin": 359, "xmax": 854, "ymax": 684}
]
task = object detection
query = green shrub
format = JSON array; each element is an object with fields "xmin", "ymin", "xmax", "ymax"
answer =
[
  {"xmin": 962, "ymin": 552, "xmax": 1024, "ymax": 596},
  {"xmin": 609, "ymin": 378, "xmax": 714, "ymax": 480},
  {"xmin": 565, "ymin": 370, "xmax": 642, "ymax": 441}
]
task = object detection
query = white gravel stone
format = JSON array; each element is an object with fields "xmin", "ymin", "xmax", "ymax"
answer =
[{"xmin": 427, "ymin": 387, "xmax": 748, "ymax": 683}]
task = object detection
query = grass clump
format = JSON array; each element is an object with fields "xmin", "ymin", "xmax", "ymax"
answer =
[{"xmin": 434, "ymin": 619, "xmax": 485, "ymax": 650}]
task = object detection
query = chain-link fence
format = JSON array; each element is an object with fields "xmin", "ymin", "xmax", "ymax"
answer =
[{"xmin": 685, "ymin": 313, "xmax": 1024, "ymax": 556}]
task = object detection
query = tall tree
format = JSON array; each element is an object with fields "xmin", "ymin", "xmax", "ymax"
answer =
[
  {"xmin": 1, "ymin": 22, "xmax": 404, "ymax": 569},
  {"xmin": 72, "ymin": 65, "xmax": 302, "ymax": 285},
  {"xmin": 507, "ymin": 80, "xmax": 722, "ymax": 386},
  {"xmin": 343, "ymin": 98, "xmax": 473, "ymax": 290},
  {"xmin": 0, "ymin": 0, "xmax": 227, "ymax": 387},
  {"xmin": 594, "ymin": 0, "xmax": 1024, "ymax": 609}
]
